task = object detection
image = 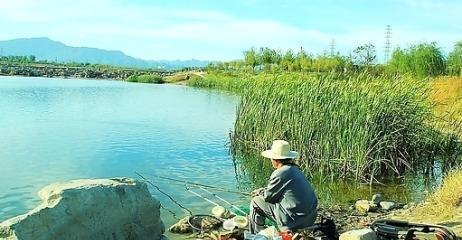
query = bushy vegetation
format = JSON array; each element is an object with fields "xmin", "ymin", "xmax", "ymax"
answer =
[
  {"xmin": 225, "ymin": 74, "xmax": 460, "ymax": 182},
  {"xmin": 190, "ymin": 40, "xmax": 462, "ymax": 182},
  {"xmin": 387, "ymin": 42, "xmax": 446, "ymax": 78},
  {"xmin": 447, "ymin": 42, "xmax": 462, "ymax": 77},
  {"xmin": 126, "ymin": 74, "xmax": 165, "ymax": 84},
  {"xmin": 207, "ymin": 41, "xmax": 462, "ymax": 79}
]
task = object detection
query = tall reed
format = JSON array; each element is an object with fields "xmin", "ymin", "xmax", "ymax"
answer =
[{"xmin": 229, "ymin": 74, "xmax": 460, "ymax": 181}]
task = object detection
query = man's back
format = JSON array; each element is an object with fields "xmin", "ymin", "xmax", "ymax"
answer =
[{"xmin": 264, "ymin": 165, "xmax": 318, "ymax": 229}]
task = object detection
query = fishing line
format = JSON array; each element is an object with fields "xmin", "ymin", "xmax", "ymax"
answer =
[
  {"xmin": 197, "ymin": 186, "xmax": 247, "ymax": 215},
  {"xmin": 146, "ymin": 173, "xmax": 251, "ymax": 196},
  {"xmin": 185, "ymin": 186, "xmax": 221, "ymax": 207},
  {"xmin": 135, "ymin": 171, "xmax": 193, "ymax": 216}
]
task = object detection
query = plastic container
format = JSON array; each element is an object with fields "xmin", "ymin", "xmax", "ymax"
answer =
[
  {"xmin": 212, "ymin": 206, "xmax": 226, "ymax": 218},
  {"xmin": 233, "ymin": 215, "xmax": 249, "ymax": 228},
  {"xmin": 223, "ymin": 219, "xmax": 236, "ymax": 231},
  {"xmin": 279, "ymin": 231, "xmax": 293, "ymax": 240}
]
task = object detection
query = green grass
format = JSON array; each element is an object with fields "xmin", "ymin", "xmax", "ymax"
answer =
[
  {"xmin": 126, "ymin": 74, "xmax": 165, "ymax": 84},
  {"xmin": 190, "ymin": 72, "xmax": 461, "ymax": 182},
  {"xmin": 187, "ymin": 73, "xmax": 252, "ymax": 92}
]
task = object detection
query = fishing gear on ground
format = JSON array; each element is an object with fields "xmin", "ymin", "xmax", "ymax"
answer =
[{"xmin": 370, "ymin": 219, "xmax": 458, "ymax": 240}]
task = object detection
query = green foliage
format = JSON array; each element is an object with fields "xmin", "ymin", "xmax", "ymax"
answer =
[
  {"xmin": 387, "ymin": 47, "xmax": 411, "ymax": 74},
  {"xmin": 0, "ymin": 55, "xmax": 37, "ymax": 63},
  {"xmin": 410, "ymin": 42, "xmax": 445, "ymax": 77},
  {"xmin": 447, "ymin": 41, "xmax": 462, "ymax": 76},
  {"xmin": 126, "ymin": 74, "xmax": 164, "ymax": 84},
  {"xmin": 215, "ymin": 46, "xmax": 358, "ymax": 74},
  {"xmin": 388, "ymin": 42, "xmax": 446, "ymax": 78},
  {"xmin": 187, "ymin": 73, "xmax": 252, "ymax": 92},
  {"xmin": 312, "ymin": 55, "xmax": 352, "ymax": 72},
  {"xmin": 244, "ymin": 48, "xmax": 258, "ymax": 71},
  {"xmin": 352, "ymin": 43, "xmax": 376, "ymax": 66},
  {"xmin": 224, "ymin": 73, "xmax": 459, "ymax": 182}
]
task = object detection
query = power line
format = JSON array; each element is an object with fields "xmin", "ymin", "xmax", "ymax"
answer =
[
  {"xmin": 329, "ymin": 39, "xmax": 336, "ymax": 57},
  {"xmin": 384, "ymin": 25, "xmax": 392, "ymax": 63}
]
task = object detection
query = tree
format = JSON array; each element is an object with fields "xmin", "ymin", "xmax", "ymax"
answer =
[
  {"xmin": 294, "ymin": 50, "xmax": 312, "ymax": 72},
  {"xmin": 447, "ymin": 41, "xmax": 462, "ymax": 77},
  {"xmin": 352, "ymin": 43, "xmax": 376, "ymax": 66},
  {"xmin": 388, "ymin": 47, "xmax": 411, "ymax": 75},
  {"xmin": 280, "ymin": 50, "xmax": 295, "ymax": 71},
  {"xmin": 408, "ymin": 42, "xmax": 445, "ymax": 77},
  {"xmin": 387, "ymin": 42, "xmax": 445, "ymax": 77},
  {"xmin": 244, "ymin": 48, "xmax": 258, "ymax": 71}
]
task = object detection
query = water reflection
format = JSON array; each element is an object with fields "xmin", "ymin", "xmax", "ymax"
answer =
[
  {"xmin": 232, "ymin": 153, "xmax": 443, "ymax": 206},
  {"xmin": 0, "ymin": 77, "xmax": 241, "ymax": 227}
]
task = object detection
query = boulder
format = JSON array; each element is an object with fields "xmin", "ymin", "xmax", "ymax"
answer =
[
  {"xmin": 0, "ymin": 178, "xmax": 164, "ymax": 240},
  {"xmin": 371, "ymin": 194, "xmax": 382, "ymax": 205},
  {"xmin": 355, "ymin": 200, "xmax": 378, "ymax": 214},
  {"xmin": 339, "ymin": 229, "xmax": 377, "ymax": 240},
  {"xmin": 379, "ymin": 201, "xmax": 396, "ymax": 210}
]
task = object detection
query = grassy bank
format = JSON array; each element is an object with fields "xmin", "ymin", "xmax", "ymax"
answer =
[
  {"xmin": 431, "ymin": 77, "xmax": 462, "ymax": 136},
  {"xmin": 126, "ymin": 74, "xmax": 165, "ymax": 83},
  {"xmin": 187, "ymin": 72, "xmax": 252, "ymax": 92},
  {"xmin": 189, "ymin": 73, "xmax": 461, "ymax": 182},
  {"xmin": 393, "ymin": 168, "xmax": 462, "ymax": 235}
]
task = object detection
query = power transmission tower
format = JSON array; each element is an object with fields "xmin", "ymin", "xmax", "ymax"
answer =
[
  {"xmin": 384, "ymin": 25, "xmax": 392, "ymax": 63},
  {"xmin": 329, "ymin": 39, "xmax": 336, "ymax": 57}
]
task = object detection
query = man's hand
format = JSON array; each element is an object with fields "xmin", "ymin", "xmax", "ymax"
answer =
[{"xmin": 251, "ymin": 188, "xmax": 264, "ymax": 197}]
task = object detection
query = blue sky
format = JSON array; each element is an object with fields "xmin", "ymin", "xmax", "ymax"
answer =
[{"xmin": 0, "ymin": 0, "xmax": 461, "ymax": 61}]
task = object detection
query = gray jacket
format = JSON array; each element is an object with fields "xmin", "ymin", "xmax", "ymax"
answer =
[{"xmin": 261, "ymin": 164, "xmax": 318, "ymax": 229}]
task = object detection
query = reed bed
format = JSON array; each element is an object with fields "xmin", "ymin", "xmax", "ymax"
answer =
[
  {"xmin": 189, "ymin": 73, "xmax": 461, "ymax": 182},
  {"xmin": 187, "ymin": 73, "xmax": 252, "ymax": 93},
  {"xmin": 229, "ymin": 74, "xmax": 460, "ymax": 182}
]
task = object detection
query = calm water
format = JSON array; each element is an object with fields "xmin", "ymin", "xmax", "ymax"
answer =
[
  {"xmin": 0, "ymin": 76, "xmax": 245, "ymax": 229},
  {"xmin": 0, "ymin": 76, "xmax": 440, "ymax": 237}
]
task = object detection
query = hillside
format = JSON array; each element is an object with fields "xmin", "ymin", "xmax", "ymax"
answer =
[{"xmin": 0, "ymin": 37, "xmax": 209, "ymax": 70}]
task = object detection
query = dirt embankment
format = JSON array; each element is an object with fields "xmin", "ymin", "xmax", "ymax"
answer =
[{"xmin": 164, "ymin": 71, "xmax": 206, "ymax": 85}]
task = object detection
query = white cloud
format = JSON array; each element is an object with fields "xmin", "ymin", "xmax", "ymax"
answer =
[{"xmin": 0, "ymin": 0, "xmax": 460, "ymax": 60}]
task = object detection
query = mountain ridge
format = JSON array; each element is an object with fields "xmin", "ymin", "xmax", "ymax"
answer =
[{"xmin": 0, "ymin": 37, "xmax": 209, "ymax": 69}]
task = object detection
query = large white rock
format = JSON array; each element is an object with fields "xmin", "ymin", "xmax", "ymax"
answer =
[
  {"xmin": 340, "ymin": 229, "xmax": 377, "ymax": 240},
  {"xmin": 0, "ymin": 178, "xmax": 164, "ymax": 240}
]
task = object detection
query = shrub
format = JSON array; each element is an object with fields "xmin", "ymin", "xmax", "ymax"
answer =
[{"xmin": 126, "ymin": 74, "xmax": 164, "ymax": 84}]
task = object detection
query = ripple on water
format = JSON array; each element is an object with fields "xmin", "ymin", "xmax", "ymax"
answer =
[{"xmin": 0, "ymin": 77, "xmax": 239, "ymax": 225}]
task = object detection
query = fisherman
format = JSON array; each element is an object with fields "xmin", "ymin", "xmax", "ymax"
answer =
[{"xmin": 249, "ymin": 140, "xmax": 318, "ymax": 234}]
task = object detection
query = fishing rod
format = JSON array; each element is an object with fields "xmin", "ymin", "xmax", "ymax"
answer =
[
  {"xmin": 197, "ymin": 186, "xmax": 247, "ymax": 215},
  {"xmin": 186, "ymin": 186, "xmax": 221, "ymax": 207},
  {"xmin": 152, "ymin": 174, "xmax": 251, "ymax": 196},
  {"xmin": 135, "ymin": 171, "xmax": 193, "ymax": 216},
  {"xmin": 185, "ymin": 186, "xmax": 241, "ymax": 216}
]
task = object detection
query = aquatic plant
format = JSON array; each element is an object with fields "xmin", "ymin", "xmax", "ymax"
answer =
[
  {"xmin": 187, "ymin": 73, "xmax": 252, "ymax": 93},
  {"xmin": 227, "ymin": 73, "xmax": 461, "ymax": 182}
]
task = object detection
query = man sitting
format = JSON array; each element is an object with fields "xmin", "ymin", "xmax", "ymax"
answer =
[{"xmin": 249, "ymin": 140, "xmax": 318, "ymax": 233}]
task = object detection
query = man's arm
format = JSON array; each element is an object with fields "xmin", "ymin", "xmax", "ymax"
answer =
[{"xmin": 262, "ymin": 175, "xmax": 291, "ymax": 204}]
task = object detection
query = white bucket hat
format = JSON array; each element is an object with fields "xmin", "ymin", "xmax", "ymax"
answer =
[{"xmin": 261, "ymin": 140, "xmax": 299, "ymax": 160}]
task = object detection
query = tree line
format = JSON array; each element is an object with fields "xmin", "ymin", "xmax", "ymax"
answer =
[{"xmin": 207, "ymin": 41, "xmax": 462, "ymax": 78}]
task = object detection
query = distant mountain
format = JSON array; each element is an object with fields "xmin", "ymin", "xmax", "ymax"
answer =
[{"xmin": 0, "ymin": 37, "xmax": 210, "ymax": 69}]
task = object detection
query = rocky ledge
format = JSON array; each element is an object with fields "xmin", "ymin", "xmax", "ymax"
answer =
[{"xmin": 0, "ymin": 178, "xmax": 164, "ymax": 240}]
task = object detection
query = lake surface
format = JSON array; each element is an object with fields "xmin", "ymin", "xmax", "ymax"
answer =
[
  {"xmin": 0, "ymin": 76, "xmax": 245, "ymax": 229},
  {"xmin": 0, "ymin": 76, "xmax": 440, "ymax": 237}
]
